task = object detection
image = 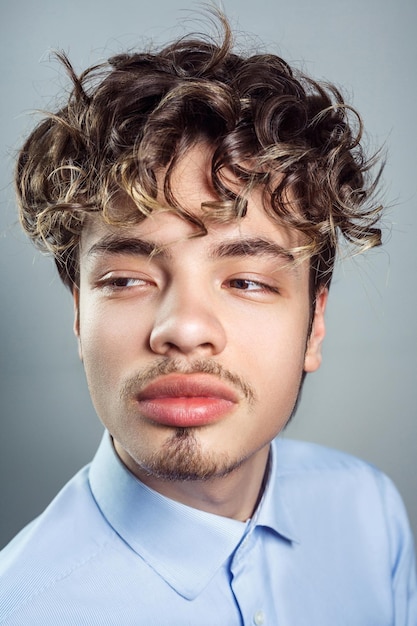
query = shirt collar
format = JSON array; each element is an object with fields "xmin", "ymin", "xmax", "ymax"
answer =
[
  {"xmin": 252, "ymin": 437, "xmax": 299, "ymax": 544},
  {"xmin": 89, "ymin": 434, "xmax": 247, "ymax": 599},
  {"xmin": 88, "ymin": 433, "xmax": 297, "ymax": 599}
]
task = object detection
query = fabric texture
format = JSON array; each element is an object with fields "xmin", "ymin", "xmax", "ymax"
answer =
[{"xmin": 1, "ymin": 433, "xmax": 416, "ymax": 625}]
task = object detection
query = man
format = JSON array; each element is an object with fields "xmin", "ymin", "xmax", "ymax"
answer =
[{"xmin": 1, "ymin": 13, "xmax": 416, "ymax": 625}]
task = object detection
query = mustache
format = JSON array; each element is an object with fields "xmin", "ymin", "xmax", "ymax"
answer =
[{"xmin": 120, "ymin": 358, "xmax": 256, "ymax": 404}]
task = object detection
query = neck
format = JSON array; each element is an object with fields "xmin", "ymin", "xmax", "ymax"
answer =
[{"xmin": 116, "ymin": 442, "xmax": 271, "ymax": 521}]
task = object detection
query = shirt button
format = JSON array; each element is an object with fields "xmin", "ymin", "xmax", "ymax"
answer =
[{"xmin": 253, "ymin": 610, "xmax": 265, "ymax": 625}]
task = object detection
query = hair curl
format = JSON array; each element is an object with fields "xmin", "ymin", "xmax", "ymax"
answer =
[{"xmin": 16, "ymin": 13, "xmax": 382, "ymax": 291}]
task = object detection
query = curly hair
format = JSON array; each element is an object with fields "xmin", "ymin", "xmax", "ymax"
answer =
[{"xmin": 16, "ymin": 13, "xmax": 382, "ymax": 291}]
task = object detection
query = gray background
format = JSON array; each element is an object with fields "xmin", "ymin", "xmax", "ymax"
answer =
[{"xmin": 0, "ymin": 0, "xmax": 416, "ymax": 549}]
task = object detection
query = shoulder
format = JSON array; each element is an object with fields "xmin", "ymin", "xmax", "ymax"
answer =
[
  {"xmin": 273, "ymin": 437, "xmax": 391, "ymax": 486},
  {"xmin": 272, "ymin": 437, "xmax": 404, "ymax": 505},
  {"xmin": 0, "ymin": 466, "xmax": 116, "ymax": 623},
  {"xmin": 273, "ymin": 436, "xmax": 375, "ymax": 471},
  {"xmin": 271, "ymin": 437, "xmax": 414, "ymax": 560},
  {"xmin": 266, "ymin": 440, "xmax": 417, "ymax": 620}
]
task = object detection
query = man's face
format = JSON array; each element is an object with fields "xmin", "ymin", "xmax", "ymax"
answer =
[{"xmin": 74, "ymin": 146, "xmax": 326, "ymax": 486}]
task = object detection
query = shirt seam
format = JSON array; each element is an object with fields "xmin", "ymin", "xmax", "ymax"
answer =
[{"xmin": 275, "ymin": 459, "xmax": 377, "ymax": 478}]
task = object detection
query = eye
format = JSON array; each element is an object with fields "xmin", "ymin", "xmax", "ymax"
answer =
[
  {"xmin": 106, "ymin": 277, "xmax": 147, "ymax": 288},
  {"xmin": 96, "ymin": 274, "xmax": 153, "ymax": 294},
  {"xmin": 226, "ymin": 278, "xmax": 279, "ymax": 293}
]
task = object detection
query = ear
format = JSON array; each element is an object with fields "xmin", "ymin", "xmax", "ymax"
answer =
[
  {"xmin": 304, "ymin": 288, "xmax": 328, "ymax": 373},
  {"xmin": 72, "ymin": 287, "xmax": 83, "ymax": 362}
]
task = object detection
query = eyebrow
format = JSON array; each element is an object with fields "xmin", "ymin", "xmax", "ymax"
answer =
[
  {"xmin": 86, "ymin": 236, "xmax": 171, "ymax": 259},
  {"xmin": 209, "ymin": 238, "xmax": 295, "ymax": 263},
  {"xmin": 86, "ymin": 234, "xmax": 296, "ymax": 265}
]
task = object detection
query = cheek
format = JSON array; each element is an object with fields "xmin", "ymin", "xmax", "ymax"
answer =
[
  {"xmin": 228, "ymin": 309, "xmax": 309, "ymax": 394},
  {"xmin": 79, "ymin": 302, "xmax": 147, "ymax": 381}
]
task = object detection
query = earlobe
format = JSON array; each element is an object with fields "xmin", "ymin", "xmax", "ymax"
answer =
[
  {"xmin": 304, "ymin": 288, "xmax": 328, "ymax": 373},
  {"xmin": 72, "ymin": 287, "xmax": 83, "ymax": 362}
]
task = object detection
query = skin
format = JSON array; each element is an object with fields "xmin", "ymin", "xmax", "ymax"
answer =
[{"xmin": 73, "ymin": 145, "xmax": 327, "ymax": 521}]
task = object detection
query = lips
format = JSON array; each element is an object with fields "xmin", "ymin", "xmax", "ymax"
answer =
[{"xmin": 136, "ymin": 374, "xmax": 239, "ymax": 427}]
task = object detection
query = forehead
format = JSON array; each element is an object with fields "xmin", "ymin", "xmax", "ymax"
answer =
[
  {"xmin": 80, "ymin": 201, "xmax": 304, "ymax": 259},
  {"xmin": 80, "ymin": 142, "xmax": 307, "ymax": 261}
]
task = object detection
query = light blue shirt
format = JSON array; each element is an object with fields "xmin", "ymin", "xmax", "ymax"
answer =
[{"xmin": 1, "ymin": 433, "xmax": 416, "ymax": 625}]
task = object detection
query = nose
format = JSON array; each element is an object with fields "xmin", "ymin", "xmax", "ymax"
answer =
[{"xmin": 149, "ymin": 281, "xmax": 227, "ymax": 358}]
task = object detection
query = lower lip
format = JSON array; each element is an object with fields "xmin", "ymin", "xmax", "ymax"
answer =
[{"xmin": 137, "ymin": 397, "xmax": 236, "ymax": 427}]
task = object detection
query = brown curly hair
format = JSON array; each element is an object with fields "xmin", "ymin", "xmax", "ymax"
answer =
[{"xmin": 16, "ymin": 13, "xmax": 382, "ymax": 292}]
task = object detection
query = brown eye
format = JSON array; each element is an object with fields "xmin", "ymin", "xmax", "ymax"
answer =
[
  {"xmin": 228, "ymin": 279, "xmax": 277, "ymax": 292},
  {"xmin": 97, "ymin": 275, "xmax": 152, "ymax": 293},
  {"xmin": 111, "ymin": 278, "xmax": 138, "ymax": 288},
  {"xmin": 229, "ymin": 279, "xmax": 255, "ymax": 290}
]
